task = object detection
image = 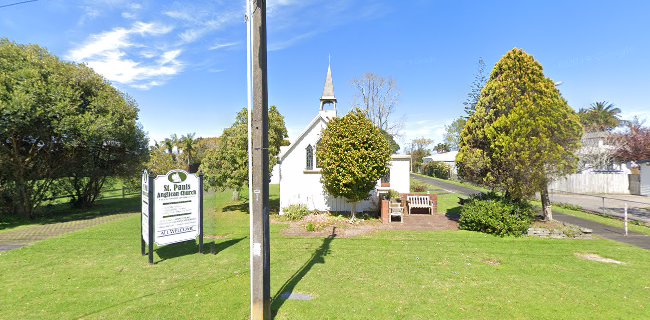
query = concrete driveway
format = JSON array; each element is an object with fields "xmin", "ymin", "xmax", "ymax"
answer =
[{"xmin": 548, "ymin": 192, "xmax": 650, "ymax": 224}]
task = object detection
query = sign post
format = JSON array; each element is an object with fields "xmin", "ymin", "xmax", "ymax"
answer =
[
  {"xmin": 141, "ymin": 169, "xmax": 204, "ymax": 264},
  {"xmin": 141, "ymin": 170, "xmax": 149, "ymax": 256}
]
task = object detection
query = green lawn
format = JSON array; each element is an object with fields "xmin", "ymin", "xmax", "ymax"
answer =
[
  {"xmin": 1, "ymin": 186, "xmax": 649, "ymax": 319},
  {"xmin": 413, "ymin": 173, "xmax": 489, "ymax": 193}
]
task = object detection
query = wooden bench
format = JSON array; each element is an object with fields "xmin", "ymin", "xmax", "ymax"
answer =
[
  {"xmin": 389, "ymin": 202, "xmax": 403, "ymax": 223},
  {"xmin": 406, "ymin": 195, "xmax": 433, "ymax": 215}
]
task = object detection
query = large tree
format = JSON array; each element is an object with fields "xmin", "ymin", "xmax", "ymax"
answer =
[
  {"xmin": 0, "ymin": 39, "xmax": 70, "ymax": 217},
  {"xmin": 406, "ymin": 138, "xmax": 433, "ymax": 172},
  {"xmin": 457, "ymin": 48, "xmax": 582, "ymax": 220},
  {"xmin": 351, "ymin": 72, "xmax": 402, "ymax": 136},
  {"xmin": 443, "ymin": 117, "xmax": 466, "ymax": 151},
  {"xmin": 463, "ymin": 57, "xmax": 488, "ymax": 117},
  {"xmin": 61, "ymin": 64, "xmax": 148, "ymax": 208},
  {"xmin": 199, "ymin": 106, "xmax": 288, "ymax": 200},
  {"xmin": 317, "ymin": 109, "xmax": 391, "ymax": 220},
  {"xmin": 613, "ymin": 117, "xmax": 650, "ymax": 162},
  {"xmin": 0, "ymin": 39, "xmax": 148, "ymax": 215},
  {"xmin": 578, "ymin": 101, "xmax": 622, "ymax": 132}
]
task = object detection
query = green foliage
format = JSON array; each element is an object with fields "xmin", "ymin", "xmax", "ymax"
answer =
[
  {"xmin": 380, "ymin": 129, "xmax": 400, "ymax": 154},
  {"xmin": 459, "ymin": 193, "xmax": 534, "ymax": 237},
  {"xmin": 305, "ymin": 222, "xmax": 316, "ymax": 232},
  {"xmin": 283, "ymin": 204, "xmax": 311, "ymax": 221},
  {"xmin": 457, "ymin": 48, "xmax": 583, "ymax": 201},
  {"xmin": 317, "ymin": 108, "xmax": 391, "ymax": 218},
  {"xmin": 422, "ymin": 161, "xmax": 451, "ymax": 179},
  {"xmin": 578, "ymin": 101, "xmax": 622, "ymax": 132},
  {"xmin": 443, "ymin": 117, "xmax": 466, "ymax": 151},
  {"xmin": 407, "ymin": 137, "xmax": 433, "ymax": 172},
  {"xmin": 410, "ymin": 180, "xmax": 429, "ymax": 193},
  {"xmin": 463, "ymin": 57, "xmax": 488, "ymax": 117},
  {"xmin": 146, "ymin": 146, "xmax": 184, "ymax": 176},
  {"xmin": 386, "ymin": 189, "xmax": 400, "ymax": 200},
  {"xmin": 433, "ymin": 143, "xmax": 450, "ymax": 153},
  {"xmin": 200, "ymin": 106, "xmax": 288, "ymax": 199},
  {"xmin": 0, "ymin": 39, "xmax": 148, "ymax": 216}
]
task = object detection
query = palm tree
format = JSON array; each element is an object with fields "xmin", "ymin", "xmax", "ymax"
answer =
[
  {"xmin": 163, "ymin": 134, "xmax": 178, "ymax": 161},
  {"xmin": 578, "ymin": 101, "xmax": 622, "ymax": 132},
  {"xmin": 179, "ymin": 133, "xmax": 196, "ymax": 169}
]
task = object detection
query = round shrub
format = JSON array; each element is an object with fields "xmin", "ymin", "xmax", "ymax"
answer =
[
  {"xmin": 282, "ymin": 204, "xmax": 311, "ymax": 221},
  {"xmin": 422, "ymin": 161, "xmax": 451, "ymax": 179},
  {"xmin": 459, "ymin": 195, "xmax": 533, "ymax": 237}
]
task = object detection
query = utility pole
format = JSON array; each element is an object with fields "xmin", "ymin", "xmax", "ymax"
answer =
[{"xmin": 247, "ymin": 0, "xmax": 271, "ymax": 319}]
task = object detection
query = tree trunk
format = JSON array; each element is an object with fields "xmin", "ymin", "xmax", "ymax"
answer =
[
  {"xmin": 232, "ymin": 189, "xmax": 240, "ymax": 201},
  {"xmin": 350, "ymin": 202, "xmax": 357, "ymax": 221},
  {"xmin": 541, "ymin": 186, "xmax": 553, "ymax": 221}
]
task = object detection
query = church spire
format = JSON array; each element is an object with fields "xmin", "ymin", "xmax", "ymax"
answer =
[{"xmin": 320, "ymin": 61, "xmax": 337, "ymax": 111}]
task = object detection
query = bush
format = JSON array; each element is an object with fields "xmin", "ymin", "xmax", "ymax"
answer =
[
  {"xmin": 410, "ymin": 180, "xmax": 428, "ymax": 193},
  {"xmin": 422, "ymin": 161, "xmax": 451, "ymax": 179},
  {"xmin": 385, "ymin": 189, "xmax": 400, "ymax": 200},
  {"xmin": 283, "ymin": 204, "xmax": 311, "ymax": 221},
  {"xmin": 459, "ymin": 193, "xmax": 533, "ymax": 237}
]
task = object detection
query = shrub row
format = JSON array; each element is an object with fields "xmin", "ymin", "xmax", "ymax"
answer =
[{"xmin": 421, "ymin": 161, "xmax": 452, "ymax": 179}]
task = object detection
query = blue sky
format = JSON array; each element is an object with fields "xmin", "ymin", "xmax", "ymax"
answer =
[{"xmin": 3, "ymin": 0, "xmax": 650, "ymax": 150}]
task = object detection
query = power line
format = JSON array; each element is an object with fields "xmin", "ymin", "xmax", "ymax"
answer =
[{"xmin": 0, "ymin": 0, "xmax": 38, "ymax": 9}]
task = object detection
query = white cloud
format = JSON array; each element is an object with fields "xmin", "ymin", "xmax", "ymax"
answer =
[
  {"xmin": 208, "ymin": 41, "xmax": 239, "ymax": 51},
  {"xmin": 269, "ymin": 31, "xmax": 317, "ymax": 51},
  {"xmin": 67, "ymin": 21, "xmax": 182, "ymax": 90}
]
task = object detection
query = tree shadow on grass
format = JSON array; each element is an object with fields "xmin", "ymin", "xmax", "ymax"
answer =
[
  {"xmin": 272, "ymin": 228, "xmax": 337, "ymax": 318},
  {"xmin": 155, "ymin": 237, "xmax": 245, "ymax": 263},
  {"xmin": 445, "ymin": 205, "xmax": 462, "ymax": 222},
  {"xmin": 0, "ymin": 197, "xmax": 139, "ymax": 231},
  {"xmin": 222, "ymin": 203, "xmax": 250, "ymax": 214},
  {"xmin": 220, "ymin": 190, "xmax": 280, "ymax": 215}
]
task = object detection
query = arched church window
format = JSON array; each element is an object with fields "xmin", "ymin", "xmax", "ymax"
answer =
[
  {"xmin": 315, "ymin": 139, "xmax": 322, "ymax": 168},
  {"xmin": 306, "ymin": 145, "xmax": 314, "ymax": 170}
]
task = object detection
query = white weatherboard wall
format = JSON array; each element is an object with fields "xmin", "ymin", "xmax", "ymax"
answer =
[
  {"xmin": 279, "ymin": 111, "xmax": 411, "ymax": 213},
  {"xmin": 549, "ymin": 173, "xmax": 630, "ymax": 194},
  {"xmin": 641, "ymin": 163, "xmax": 650, "ymax": 196},
  {"xmin": 387, "ymin": 155, "xmax": 410, "ymax": 193}
]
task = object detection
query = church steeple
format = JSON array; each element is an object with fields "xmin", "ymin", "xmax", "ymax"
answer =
[{"xmin": 319, "ymin": 62, "xmax": 337, "ymax": 112}]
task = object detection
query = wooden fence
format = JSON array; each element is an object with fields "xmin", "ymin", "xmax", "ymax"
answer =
[{"xmin": 549, "ymin": 173, "xmax": 630, "ymax": 194}]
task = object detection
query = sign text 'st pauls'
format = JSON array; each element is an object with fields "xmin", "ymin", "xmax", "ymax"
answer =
[{"xmin": 153, "ymin": 170, "xmax": 201, "ymax": 246}]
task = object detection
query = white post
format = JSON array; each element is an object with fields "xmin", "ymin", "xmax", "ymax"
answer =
[{"xmin": 623, "ymin": 202, "xmax": 627, "ymax": 236}]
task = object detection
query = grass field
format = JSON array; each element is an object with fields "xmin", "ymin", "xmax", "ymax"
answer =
[{"xmin": 1, "ymin": 186, "xmax": 649, "ymax": 319}]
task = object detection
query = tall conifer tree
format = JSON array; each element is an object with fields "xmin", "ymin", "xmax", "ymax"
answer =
[{"xmin": 457, "ymin": 48, "xmax": 582, "ymax": 220}]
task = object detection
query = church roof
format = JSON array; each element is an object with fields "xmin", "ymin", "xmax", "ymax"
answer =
[{"xmin": 320, "ymin": 64, "xmax": 336, "ymax": 102}]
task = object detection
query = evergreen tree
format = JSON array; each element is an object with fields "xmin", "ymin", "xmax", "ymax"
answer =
[
  {"xmin": 463, "ymin": 57, "xmax": 488, "ymax": 117},
  {"xmin": 199, "ymin": 106, "xmax": 288, "ymax": 200},
  {"xmin": 457, "ymin": 48, "xmax": 582, "ymax": 220},
  {"xmin": 317, "ymin": 109, "xmax": 391, "ymax": 220}
]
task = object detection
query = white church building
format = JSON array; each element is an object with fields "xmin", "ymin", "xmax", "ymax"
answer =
[{"xmin": 278, "ymin": 65, "xmax": 411, "ymax": 214}]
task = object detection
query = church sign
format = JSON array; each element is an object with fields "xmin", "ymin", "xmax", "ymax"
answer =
[{"xmin": 141, "ymin": 169, "xmax": 204, "ymax": 264}]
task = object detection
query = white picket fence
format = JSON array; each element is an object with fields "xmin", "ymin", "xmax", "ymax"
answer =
[{"xmin": 549, "ymin": 173, "xmax": 629, "ymax": 194}]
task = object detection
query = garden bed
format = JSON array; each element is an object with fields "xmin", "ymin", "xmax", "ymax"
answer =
[{"xmin": 528, "ymin": 219, "xmax": 592, "ymax": 239}]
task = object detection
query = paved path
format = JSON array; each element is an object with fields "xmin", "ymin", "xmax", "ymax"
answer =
[
  {"xmin": 0, "ymin": 212, "xmax": 136, "ymax": 252},
  {"xmin": 548, "ymin": 192, "xmax": 650, "ymax": 223},
  {"xmin": 411, "ymin": 174, "xmax": 481, "ymax": 196},
  {"xmin": 413, "ymin": 174, "xmax": 650, "ymax": 250}
]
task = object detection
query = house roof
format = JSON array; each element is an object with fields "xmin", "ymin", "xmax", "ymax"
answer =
[{"xmin": 423, "ymin": 151, "xmax": 458, "ymax": 162}]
